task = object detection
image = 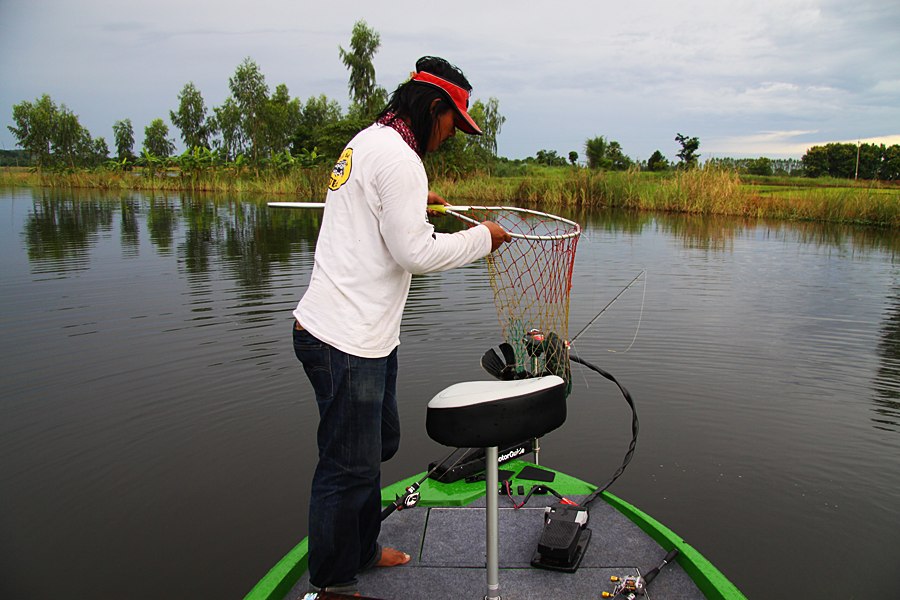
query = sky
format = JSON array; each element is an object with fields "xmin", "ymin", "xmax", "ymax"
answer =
[{"xmin": 1, "ymin": 0, "xmax": 898, "ymax": 162}]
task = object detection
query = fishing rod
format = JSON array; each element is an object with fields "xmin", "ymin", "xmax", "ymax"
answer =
[
  {"xmin": 380, "ymin": 447, "xmax": 466, "ymax": 521},
  {"xmin": 569, "ymin": 270, "xmax": 646, "ymax": 345},
  {"xmin": 485, "ymin": 272, "xmax": 644, "ymax": 509},
  {"xmin": 602, "ymin": 549, "xmax": 680, "ymax": 598},
  {"xmin": 562, "ymin": 273, "xmax": 645, "ymax": 505}
]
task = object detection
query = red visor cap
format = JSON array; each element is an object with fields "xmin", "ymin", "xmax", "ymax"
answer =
[{"xmin": 411, "ymin": 71, "xmax": 483, "ymax": 135}]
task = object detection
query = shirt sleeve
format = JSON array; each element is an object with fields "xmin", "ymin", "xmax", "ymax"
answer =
[{"xmin": 375, "ymin": 158, "xmax": 492, "ymax": 275}]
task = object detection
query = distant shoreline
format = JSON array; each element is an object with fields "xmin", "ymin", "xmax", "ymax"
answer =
[{"xmin": 2, "ymin": 166, "xmax": 898, "ymax": 227}]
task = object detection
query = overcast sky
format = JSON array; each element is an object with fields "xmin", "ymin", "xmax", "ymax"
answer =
[{"xmin": 1, "ymin": 0, "xmax": 898, "ymax": 162}]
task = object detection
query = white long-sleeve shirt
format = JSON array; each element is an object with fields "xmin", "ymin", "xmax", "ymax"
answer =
[{"xmin": 294, "ymin": 123, "xmax": 492, "ymax": 358}]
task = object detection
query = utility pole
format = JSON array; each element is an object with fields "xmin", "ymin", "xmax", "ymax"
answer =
[{"xmin": 855, "ymin": 140, "xmax": 861, "ymax": 180}]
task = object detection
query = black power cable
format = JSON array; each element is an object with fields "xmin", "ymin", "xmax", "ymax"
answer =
[{"xmin": 569, "ymin": 353, "xmax": 639, "ymax": 508}]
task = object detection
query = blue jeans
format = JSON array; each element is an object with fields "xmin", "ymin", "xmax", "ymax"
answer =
[{"xmin": 292, "ymin": 325, "xmax": 401, "ymax": 590}]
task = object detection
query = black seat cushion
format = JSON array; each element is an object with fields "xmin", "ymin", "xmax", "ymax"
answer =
[{"xmin": 426, "ymin": 376, "xmax": 567, "ymax": 448}]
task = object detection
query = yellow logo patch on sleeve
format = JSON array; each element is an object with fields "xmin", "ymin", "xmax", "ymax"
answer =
[{"xmin": 328, "ymin": 148, "xmax": 353, "ymax": 191}]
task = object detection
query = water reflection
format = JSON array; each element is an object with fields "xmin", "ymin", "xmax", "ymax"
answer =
[
  {"xmin": 17, "ymin": 190, "xmax": 900, "ymax": 433},
  {"xmin": 22, "ymin": 188, "xmax": 324, "ymax": 284},
  {"xmin": 544, "ymin": 203, "xmax": 900, "ymax": 256},
  {"xmin": 23, "ymin": 189, "xmax": 114, "ymax": 273},
  {"xmin": 24, "ymin": 191, "xmax": 900, "ymax": 275},
  {"xmin": 875, "ymin": 291, "xmax": 900, "ymax": 432},
  {"xmin": 120, "ymin": 197, "xmax": 140, "ymax": 256}
]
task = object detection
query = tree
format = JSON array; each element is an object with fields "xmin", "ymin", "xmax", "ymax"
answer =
[
  {"xmin": 291, "ymin": 94, "xmax": 345, "ymax": 156},
  {"xmin": 800, "ymin": 142, "xmax": 898, "ymax": 180},
  {"xmin": 313, "ymin": 114, "xmax": 371, "ymax": 161},
  {"xmin": 211, "ymin": 97, "xmax": 244, "ymax": 161},
  {"xmin": 745, "ymin": 157, "xmax": 773, "ymax": 176},
  {"xmin": 51, "ymin": 104, "xmax": 91, "ymax": 168},
  {"xmin": 568, "ymin": 151, "xmax": 578, "ymax": 166},
  {"xmin": 143, "ymin": 118, "xmax": 175, "ymax": 158},
  {"xmin": 301, "ymin": 94, "xmax": 343, "ymax": 128},
  {"xmin": 112, "ymin": 119, "xmax": 136, "ymax": 163},
  {"xmin": 675, "ymin": 133, "xmax": 700, "ymax": 168},
  {"xmin": 801, "ymin": 146, "xmax": 828, "ymax": 177},
  {"xmin": 263, "ymin": 83, "xmax": 302, "ymax": 156},
  {"xmin": 584, "ymin": 136, "xmax": 610, "ymax": 169},
  {"xmin": 8, "ymin": 94, "xmax": 105, "ymax": 169},
  {"xmin": 534, "ymin": 149, "xmax": 567, "ymax": 166},
  {"xmin": 826, "ymin": 143, "xmax": 857, "ymax": 179},
  {"xmin": 606, "ymin": 141, "xmax": 632, "ymax": 170},
  {"xmin": 647, "ymin": 150, "xmax": 669, "ymax": 172},
  {"xmin": 7, "ymin": 94, "xmax": 57, "ymax": 168},
  {"xmin": 585, "ymin": 136, "xmax": 632, "ymax": 170},
  {"xmin": 228, "ymin": 57, "xmax": 270, "ymax": 162},
  {"xmin": 170, "ymin": 82, "xmax": 210, "ymax": 150},
  {"xmin": 89, "ymin": 137, "xmax": 110, "ymax": 167},
  {"xmin": 882, "ymin": 145, "xmax": 900, "ymax": 181},
  {"xmin": 339, "ymin": 20, "xmax": 386, "ymax": 116},
  {"xmin": 467, "ymin": 97, "xmax": 505, "ymax": 158},
  {"xmin": 856, "ymin": 143, "xmax": 882, "ymax": 180}
]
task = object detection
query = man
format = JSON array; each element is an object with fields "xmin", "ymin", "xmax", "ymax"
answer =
[{"xmin": 293, "ymin": 56, "xmax": 510, "ymax": 594}]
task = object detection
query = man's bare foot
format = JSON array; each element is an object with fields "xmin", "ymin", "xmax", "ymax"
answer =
[{"xmin": 376, "ymin": 547, "xmax": 411, "ymax": 567}]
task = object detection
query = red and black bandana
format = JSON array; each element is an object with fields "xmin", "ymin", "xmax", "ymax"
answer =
[{"xmin": 376, "ymin": 112, "xmax": 420, "ymax": 155}]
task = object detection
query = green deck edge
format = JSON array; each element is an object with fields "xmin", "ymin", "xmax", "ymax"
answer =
[
  {"xmin": 243, "ymin": 538, "xmax": 308, "ymax": 600},
  {"xmin": 599, "ymin": 491, "xmax": 747, "ymax": 600},
  {"xmin": 242, "ymin": 460, "xmax": 745, "ymax": 600}
]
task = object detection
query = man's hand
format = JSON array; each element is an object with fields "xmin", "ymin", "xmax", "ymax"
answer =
[
  {"xmin": 427, "ymin": 191, "xmax": 450, "ymax": 217},
  {"xmin": 483, "ymin": 221, "xmax": 512, "ymax": 251},
  {"xmin": 427, "ymin": 191, "xmax": 450, "ymax": 206}
]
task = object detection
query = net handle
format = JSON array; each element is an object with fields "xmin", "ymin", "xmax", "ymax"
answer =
[
  {"xmin": 428, "ymin": 205, "xmax": 581, "ymax": 241},
  {"xmin": 267, "ymin": 202, "xmax": 581, "ymax": 242},
  {"xmin": 268, "ymin": 202, "xmax": 326, "ymax": 208}
]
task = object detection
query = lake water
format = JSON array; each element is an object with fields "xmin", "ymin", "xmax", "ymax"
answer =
[{"xmin": 1, "ymin": 187, "xmax": 899, "ymax": 599}]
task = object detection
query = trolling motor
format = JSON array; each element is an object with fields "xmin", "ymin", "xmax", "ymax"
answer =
[
  {"xmin": 601, "ymin": 549, "xmax": 680, "ymax": 598},
  {"xmin": 482, "ymin": 329, "xmax": 572, "ymax": 393}
]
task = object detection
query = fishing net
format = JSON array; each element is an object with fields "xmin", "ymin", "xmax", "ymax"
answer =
[{"xmin": 440, "ymin": 205, "xmax": 581, "ymax": 395}]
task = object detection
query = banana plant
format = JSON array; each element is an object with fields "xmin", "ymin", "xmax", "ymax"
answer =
[
  {"xmin": 141, "ymin": 149, "xmax": 167, "ymax": 179},
  {"xmin": 296, "ymin": 146, "xmax": 326, "ymax": 168},
  {"xmin": 270, "ymin": 150, "xmax": 295, "ymax": 175}
]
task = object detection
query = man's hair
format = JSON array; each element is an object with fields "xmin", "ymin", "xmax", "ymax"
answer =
[{"xmin": 378, "ymin": 57, "xmax": 473, "ymax": 155}]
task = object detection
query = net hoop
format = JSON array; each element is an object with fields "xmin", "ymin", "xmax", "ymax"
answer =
[
  {"xmin": 438, "ymin": 204, "xmax": 581, "ymax": 396},
  {"xmin": 435, "ymin": 205, "xmax": 581, "ymax": 241}
]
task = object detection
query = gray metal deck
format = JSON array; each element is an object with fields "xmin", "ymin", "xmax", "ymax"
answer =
[{"xmin": 285, "ymin": 495, "xmax": 705, "ymax": 600}]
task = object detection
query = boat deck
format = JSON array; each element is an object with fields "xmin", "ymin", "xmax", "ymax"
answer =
[{"xmin": 284, "ymin": 494, "xmax": 705, "ymax": 600}]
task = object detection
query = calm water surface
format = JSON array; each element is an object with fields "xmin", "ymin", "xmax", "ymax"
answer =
[{"xmin": 1, "ymin": 188, "xmax": 899, "ymax": 599}]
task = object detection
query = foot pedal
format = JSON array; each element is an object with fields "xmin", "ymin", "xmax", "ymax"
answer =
[{"xmin": 531, "ymin": 502, "xmax": 592, "ymax": 572}]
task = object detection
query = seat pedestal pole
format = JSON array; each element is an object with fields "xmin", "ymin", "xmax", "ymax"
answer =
[{"xmin": 485, "ymin": 446, "xmax": 500, "ymax": 600}]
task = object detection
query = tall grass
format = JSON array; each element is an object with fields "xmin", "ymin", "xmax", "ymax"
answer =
[
  {"xmin": 434, "ymin": 166, "xmax": 748, "ymax": 213},
  {"xmin": 0, "ymin": 165, "xmax": 330, "ymax": 200},
  {"xmin": 3, "ymin": 164, "xmax": 898, "ymax": 226},
  {"xmin": 433, "ymin": 166, "xmax": 899, "ymax": 226}
]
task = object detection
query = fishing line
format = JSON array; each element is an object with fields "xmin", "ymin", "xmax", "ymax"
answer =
[
  {"xmin": 569, "ymin": 270, "xmax": 646, "ymax": 346},
  {"xmin": 607, "ymin": 269, "xmax": 647, "ymax": 354}
]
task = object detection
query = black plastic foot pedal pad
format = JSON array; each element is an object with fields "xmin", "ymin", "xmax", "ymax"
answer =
[{"xmin": 531, "ymin": 502, "xmax": 592, "ymax": 572}]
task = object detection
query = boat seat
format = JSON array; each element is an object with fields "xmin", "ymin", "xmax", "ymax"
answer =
[
  {"xmin": 426, "ymin": 375, "xmax": 567, "ymax": 450},
  {"xmin": 426, "ymin": 375, "xmax": 567, "ymax": 599}
]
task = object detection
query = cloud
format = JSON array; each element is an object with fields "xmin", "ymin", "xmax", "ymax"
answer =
[
  {"xmin": 707, "ymin": 130, "xmax": 900, "ymax": 158},
  {"xmin": 1, "ymin": 0, "xmax": 898, "ymax": 160}
]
